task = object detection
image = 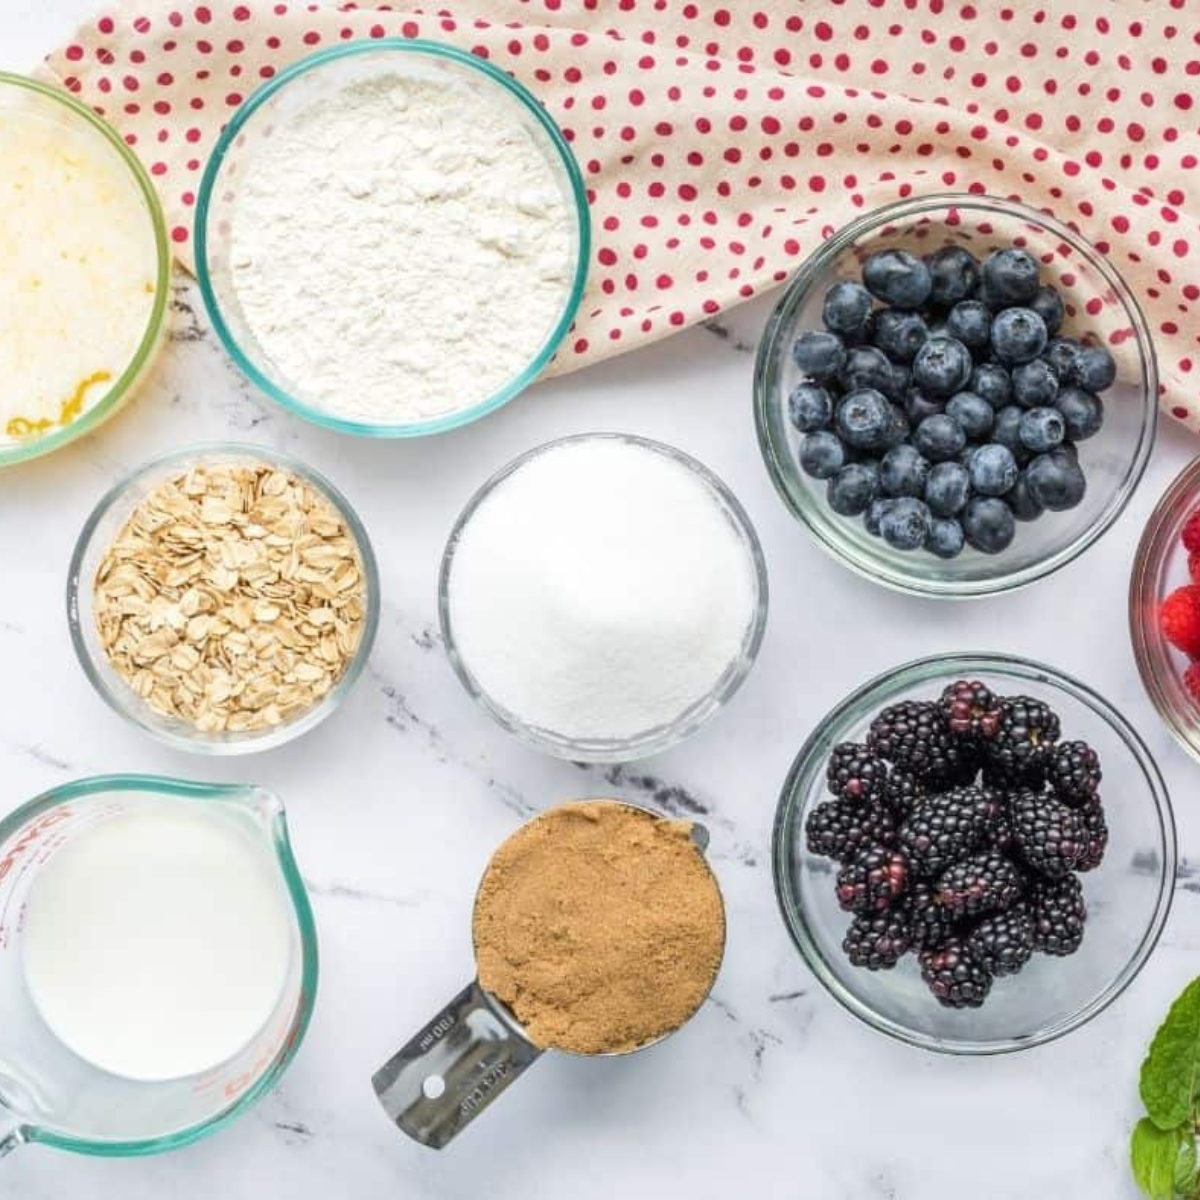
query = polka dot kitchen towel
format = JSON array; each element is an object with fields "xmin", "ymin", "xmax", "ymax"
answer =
[{"xmin": 43, "ymin": 1, "xmax": 1200, "ymax": 426}]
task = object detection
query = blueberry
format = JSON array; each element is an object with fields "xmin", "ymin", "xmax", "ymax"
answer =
[
  {"xmin": 799, "ymin": 431, "xmax": 847, "ymax": 479},
  {"xmin": 793, "ymin": 330, "xmax": 847, "ymax": 383},
  {"xmin": 945, "ymin": 391, "xmax": 994, "ymax": 440},
  {"xmin": 879, "ymin": 497, "xmax": 932, "ymax": 551},
  {"xmin": 962, "ymin": 496, "xmax": 1016, "ymax": 554},
  {"xmin": 913, "ymin": 413, "xmax": 968, "ymax": 462},
  {"xmin": 912, "ymin": 336, "xmax": 974, "ymax": 397},
  {"xmin": 991, "ymin": 405, "xmax": 1030, "ymax": 462},
  {"xmin": 1019, "ymin": 407, "xmax": 1066, "ymax": 453},
  {"xmin": 787, "ymin": 382, "xmax": 833, "ymax": 432},
  {"xmin": 969, "ymin": 362, "xmax": 1012, "ymax": 410},
  {"xmin": 925, "ymin": 245, "xmax": 981, "ymax": 308},
  {"xmin": 1055, "ymin": 386, "xmax": 1105, "ymax": 441},
  {"xmin": 943, "ymin": 300, "xmax": 992, "ymax": 357},
  {"xmin": 841, "ymin": 345, "xmax": 900, "ymax": 398},
  {"xmin": 887, "ymin": 364, "xmax": 912, "ymax": 403},
  {"xmin": 836, "ymin": 388, "xmax": 896, "ymax": 451},
  {"xmin": 967, "ymin": 443, "xmax": 1019, "ymax": 496},
  {"xmin": 827, "ymin": 462, "xmax": 880, "ymax": 516},
  {"xmin": 864, "ymin": 497, "xmax": 897, "ymax": 537},
  {"xmin": 1011, "ymin": 359, "xmax": 1059, "ymax": 408},
  {"xmin": 1006, "ymin": 470, "xmax": 1045, "ymax": 522},
  {"xmin": 871, "ymin": 308, "xmax": 930, "ymax": 363},
  {"xmin": 881, "ymin": 404, "xmax": 912, "ymax": 449},
  {"xmin": 981, "ymin": 247, "xmax": 1040, "ymax": 306},
  {"xmin": 1042, "ymin": 336, "xmax": 1083, "ymax": 382},
  {"xmin": 1029, "ymin": 285, "xmax": 1064, "ymax": 337},
  {"xmin": 1026, "ymin": 448, "xmax": 1087, "ymax": 511},
  {"xmin": 927, "ymin": 517, "xmax": 966, "ymax": 559},
  {"xmin": 862, "ymin": 249, "xmax": 933, "ymax": 310},
  {"xmin": 879, "ymin": 444, "xmax": 931, "ymax": 498},
  {"xmin": 1075, "ymin": 343, "xmax": 1116, "ymax": 393},
  {"xmin": 823, "ymin": 281, "xmax": 874, "ymax": 336},
  {"xmin": 924, "ymin": 460, "xmax": 971, "ymax": 517},
  {"xmin": 904, "ymin": 388, "xmax": 943, "ymax": 425},
  {"xmin": 990, "ymin": 307, "xmax": 1048, "ymax": 365}
]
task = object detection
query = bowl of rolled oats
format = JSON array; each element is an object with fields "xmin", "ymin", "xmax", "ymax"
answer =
[{"xmin": 67, "ymin": 443, "xmax": 379, "ymax": 753}]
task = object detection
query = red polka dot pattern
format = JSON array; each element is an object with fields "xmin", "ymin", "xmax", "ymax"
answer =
[{"xmin": 42, "ymin": 1, "xmax": 1200, "ymax": 427}]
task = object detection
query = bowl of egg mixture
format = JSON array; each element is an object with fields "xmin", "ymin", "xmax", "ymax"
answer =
[{"xmin": 0, "ymin": 74, "xmax": 169, "ymax": 468}]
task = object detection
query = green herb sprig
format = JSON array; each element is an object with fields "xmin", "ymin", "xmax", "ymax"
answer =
[{"xmin": 1132, "ymin": 977, "xmax": 1200, "ymax": 1198}]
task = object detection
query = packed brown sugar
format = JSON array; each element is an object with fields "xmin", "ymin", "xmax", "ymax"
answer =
[{"xmin": 472, "ymin": 800, "xmax": 726, "ymax": 1055}]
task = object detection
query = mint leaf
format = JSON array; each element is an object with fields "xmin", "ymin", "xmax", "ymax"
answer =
[
  {"xmin": 1141, "ymin": 977, "xmax": 1200, "ymax": 1130},
  {"xmin": 1131, "ymin": 1119, "xmax": 1184, "ymax": 1199},
  {"xmin": 1175, "ymin": 1130, "xmax": 1198, "ymax": 1196}
]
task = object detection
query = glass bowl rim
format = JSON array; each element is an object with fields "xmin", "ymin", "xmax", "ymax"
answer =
[
  {"xmin": 771, "ymin": 650, "xmax": 1176, "ymax": 1056},
  {"xmin": 65, "ymin": 441, "xmax": 381, "ymax": 756},
  {"xmin": 438, "ymin": 431, "xmax": 770, "ymax": 762},
  {"xmin": 0, "ymin": 72, "xmax": 170, "ymax": 470},
  {"xmin": 0, "ymin": 773, "xmax": 318, "ymax": 1158},
  {"xmin": 1129, "ymin": 454, "xmax": 1200, "ymax": 763},
  {"xmin": 193, "ymin": 38, "xmax": 592, "ymax": 440},
  {"xmin": 753, "ymin": 191, "xmax": 1159, "ymax": 599}
]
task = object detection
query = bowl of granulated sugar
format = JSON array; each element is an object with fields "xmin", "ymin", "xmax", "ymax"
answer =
[
  {"xmin": 439, "ymin": 433, "xmax": 769, "ymax": 762},
  {"xmin": 196, "ymin": 40, "xmax": 589, "ymax": 438}
]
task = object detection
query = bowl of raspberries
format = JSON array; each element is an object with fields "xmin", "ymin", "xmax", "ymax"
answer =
[
  {"xmin": 773, "ymin": 654, "xmax": 1174, "ymax": 1054},
  {"xmin": 754, "ymin": 194, "xmax": 1157, "ymax": 598},
  {"xmin": 1132, "ymin": 460, "xmax": 1200, "ymax": 762}
]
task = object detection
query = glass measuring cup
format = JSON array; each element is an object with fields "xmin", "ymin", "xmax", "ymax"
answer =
[
  {"xmin": 373, "ymin": 801, "xmax": 725, "ymax": 1148},
  {"xmin": 0, "ymin": 775, "xmax": 318, "ymax": 1159}
]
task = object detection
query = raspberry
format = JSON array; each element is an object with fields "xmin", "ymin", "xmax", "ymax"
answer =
[
  {"xmin": 1185, "ymin": 662, "xmax": 1200, "ymax": 708},
  {"xmin": 1161, "ymin": 585, "xmax": 1200, "ymax": 658},
  {"xmin": 1182, "ymin": 507, "xmax": 1200, "ymax": 553},
  {"xmin": 1189, "ymin": 548, "xmax": 1200, "ymax": 584}
]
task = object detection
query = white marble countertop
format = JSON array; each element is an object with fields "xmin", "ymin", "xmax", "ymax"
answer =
[{"xmin": 5, "ymin": 6, "xmax": 1200, "ymax": 1198}]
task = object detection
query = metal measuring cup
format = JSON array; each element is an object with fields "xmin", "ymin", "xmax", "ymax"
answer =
[{"xmin": 372, "ymin": 799, "xmax": 726, "ymax": 1149}]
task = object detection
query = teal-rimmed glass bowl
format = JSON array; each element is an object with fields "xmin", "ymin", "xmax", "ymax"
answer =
[
  {"xmin": 195, "ymin": 40, "xmax": 590, "ymax": 438},
  {"xmin": 773, "ymin": 653, "xmax": 1174, "ymax": 1055},
  {"xmin": 0, "ymin": 73, "xmax": 169, "ymax": 469}
]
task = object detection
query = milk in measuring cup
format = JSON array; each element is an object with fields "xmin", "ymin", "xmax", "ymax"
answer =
[{"xmin": 21, "ymin": 801, "xmax": 292, "ymax": 1081}]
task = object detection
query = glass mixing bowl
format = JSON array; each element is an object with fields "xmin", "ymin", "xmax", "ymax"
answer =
[
  {"xmin": 773, "ymin": 653, "xmax": 1174, "ymax": 1055},
  {"xmin": 195, "ymin": 40, "xmax": 590, "ymax": 438},
  {"xmin": 439, "ymin": 433, "xmax": 769, "ymax": 763},
  {"xmin": 754, "ymin": 194, "xmax": 1158, "ymax": 598},
  {"xmin": 1131, "ymin": 457, "xmax": 1200, "ymax": 762},
  {"xmin": 67, "ymin": 443, "xmax": 380, "ymax": 754}
]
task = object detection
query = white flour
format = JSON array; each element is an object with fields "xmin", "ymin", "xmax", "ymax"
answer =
[
  {"xmin": 229, "ymin": 70, "xmax": 574, "ymax": 425},
  {"xmin": 446, "ymin": 438, "xmax": 761, "ymax": 742}
]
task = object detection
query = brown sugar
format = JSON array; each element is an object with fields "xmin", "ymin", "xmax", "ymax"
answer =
[{"xmin": 472, "ymin": 799, "xmax": 726, "ymax": 1055}]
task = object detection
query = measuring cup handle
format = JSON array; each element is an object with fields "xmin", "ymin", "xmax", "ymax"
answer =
[{"xmin": 372, "ymin": 979, "xmax": 542, "ymax": 1149}]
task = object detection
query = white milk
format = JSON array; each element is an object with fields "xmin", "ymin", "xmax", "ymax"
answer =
[{"xmin": 21, "ymin": 800, "xmax": 293, "ymax": 1081}]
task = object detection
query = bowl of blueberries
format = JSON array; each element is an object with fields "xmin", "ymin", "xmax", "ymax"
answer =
[{"xmin": 754, "ymin": 194, "xmax": 1158, "ymax": 597}]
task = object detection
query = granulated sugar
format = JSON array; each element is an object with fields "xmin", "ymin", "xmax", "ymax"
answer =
[{"xmin": 445, "ymin": 437, "xmax": 761, "ymax": 742}]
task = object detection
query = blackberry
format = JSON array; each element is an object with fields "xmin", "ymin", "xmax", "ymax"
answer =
[
  {"xmin": 836, "ymin": 845, "xmax": 910, "ymax": 913},
  {"xmin": 939, "ymin": 679, "xmax": 1004, "ymax": 742},
  {"xmin": 843, "ymin": 909, "xmax": 912, "ymax": 969},
  {"xmin": 919, "ymin": 938, "xmax": 994, "ymax": 1008},
  {"xmin": 805, "ymin": 799, "xmax": 896, "ymax": 863},
  {"xmin": 826, "ymin": 742, "xmax": 889, "ymax": 804},
  {"xmin": 883, "ymin": 769, "xmax": 925, "ymax": 814},
  {"xmin": 985, "ymin": 696, "xmax": 1061, "ymax": 784},
  {"xmin": 1029, "ymin": 874, "xmax": 1086, "ymax": 956},
  {"xmin": 1011, "ymin": 788, "xmax": 1085, "ymax": 878},
  {"xmin": 965, "ymin": 906, "xmax": 1034, "ymax": 976},
  {"xmin": 898, "ymin": 785, "xmax": 1002, "ymax": 878},
  {"xmin": 1045, "ymin": 740, "xmax": 1102, "ymax": 805},
  {"xmin": 934, "ymin": 851, "xmax": 1023, "ymax": 919},
  {"xmin": 867, "ymin": 700, "xmax": 974, "ymax": 787},
  {"xmin": 1075, "ymin": 797, "xmax": 1108, "ymax": 872},
  {"xmin": 902, "ymin": 879, "xmax": 956, "ymax": 950}
]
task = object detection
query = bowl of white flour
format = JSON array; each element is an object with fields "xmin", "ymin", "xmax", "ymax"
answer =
[{"xmin": 196, "ymin": 41, "xmax": 589, "ymax": 437}]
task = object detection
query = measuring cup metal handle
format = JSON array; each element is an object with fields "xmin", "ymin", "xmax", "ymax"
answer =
[{"xmin": 372, "ymin": 979, "xmax": 542, "ymax": 1149}]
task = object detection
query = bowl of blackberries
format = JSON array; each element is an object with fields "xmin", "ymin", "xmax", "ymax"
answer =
[
  {"xmin": 754, "ymin": 194, "xmax": 1157, "ymax": 597},
  {"xmin": 773, "ymin": 654, "xmax": 1174, "ymax": 1054}
]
